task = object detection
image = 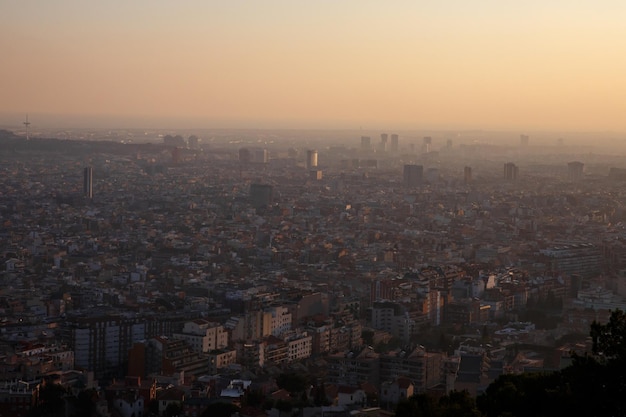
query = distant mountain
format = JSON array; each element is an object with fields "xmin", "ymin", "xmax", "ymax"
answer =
[
  {"xmin": 0, "ymin": 129, "xmax": 170, "ymax": 155},
  {"xmin": 0, "ymin": 129, "xmax": 22, "ymax": 141}
]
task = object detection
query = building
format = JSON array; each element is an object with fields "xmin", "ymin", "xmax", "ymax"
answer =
[
  {"xmin": 286, "ymin": 332, "xmax": 313, "ymax": 362},
  {"xmin": 361, "ymin": 136, "xmax": 371, "ymax": 150},
  {"xmin": 379, "ymin": 133, "xmax": 388, "ymax": 152},
  {"xmin": 106, "ymin": 377, "xmax": 156, "ymax": 417},
  {"xmin": 568, "ymin": 161, "xmax": 584, "ymax": 182},
  {"xmin": 422, "ymin": 137, "xmax": 432, "ymax": 153},
  {"xmin": 380, "ymin": 377, "xmax": 414, "ymax": 408},
  {"xmin": 172, "ymin": 319, "xmax": 229, "ymax": 353},
  {"xmin": 539, "ymin": 243, "xmax": 603, "ymax": 278},
  {"xmin": 503, "ymin": 162, "xmax": 518, "ymax": 181},
  {"xmin": 403, "ymin": 165, "xmax": 423, "ymax": 187},
  {"xmin": 327, "ymin": 349, "xmax": 380, "ymax": 387},
  {"xmin": 310, "ymin": 170, "xmax": 323, "ymax": 181},
  {"xmin": 187, "ymin": 135, "xmax": 199, "ymax": 149},
  {"xmin": 306, "ymin": 150, "xmax": 319, "ymax": 169},
  {"xmin": 63, "ymin": 313, "xmax": 148, "ymax": 380},
  {"xmin": 379, "ymin": 348, "xmax": 443, "ymax": 394},
  {"xmin": 464, "ymin": 166, "xmax": 472, "ymax": 184},
  {"xmin": 83, "ymin": 167, "xmax": 93, "ymax": 199},
  {"xmin": 520, "ymin": 134, "xmax": 529, "ymax": 146},
  {"xmin": 263, "ymin": 336, "xmax": 288, "ymax": 365},
  {"xmin": 207, "ymin": 349, "xmax": 238, "ymax": 373},
  {"xmin": 390, "ymin": 134, "xmax": 399, "ymax": 153},
  {"xmin": 371, "ymin": 301, "xmax": 418, "ymax": 343},
  {"xmin": 0, "ymin": 381, "xmax": 36, "ymax": 417},
  {"xmin": 239, "ymin": 342, "xmax": 265, "ymax": 369},
  {"xmin": 250, "ymin": 183, "xmax": 274, "ymax": 208},
  {"xmin": 265, "ymin": 306, "xmax": 292, "ymax": 336},
  {"xmin": 145, "ymin": 337, "xmax": 211, "ymax": 378}
]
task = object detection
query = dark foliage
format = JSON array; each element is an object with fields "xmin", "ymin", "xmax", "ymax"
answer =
[{"xmin": 200, "ymin": 401, "xmax": 239, "ymax": 417}]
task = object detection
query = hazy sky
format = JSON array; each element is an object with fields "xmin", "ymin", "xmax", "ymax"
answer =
[{"xmin": 2, "ymin": 1, "xmax": 626, "ymax": 131}]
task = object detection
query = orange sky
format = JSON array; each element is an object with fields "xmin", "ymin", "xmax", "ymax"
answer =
[{"xmin": 2, "ymin": 1, "xmax": 625, "ymax": 131}]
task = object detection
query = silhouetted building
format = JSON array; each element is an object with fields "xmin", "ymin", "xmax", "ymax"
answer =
[
  {"xmin": 171, "ymin": 147, "xmax": 181, "ymax": 164},
  {"xmin": 250, "ymin": 183, "xmax": 274, "ymax": 207},
  {"xmin": 163, "ymin": 134, "xmax": 186, "ymax": 146},
  {"xmin": 83, "ymin": 167, "xmax": 93, "ymax": 199},
  {"xmin": 423, "ymin": 137, "xmax": 432, "ymax": 153},
  {"xmin": 361, "ymin": 136, "xmax": 371, "ymax": 150},
  {"xmin": 306, "ymin": 149, "xmax": 318, "ymax": 169},
  {"xmin": 390, "ymin": 134, "xmax": 399, "ymax": 153},
  {"xmin": 251, "ymin": 148, "xmax": 268, "ymax": 164},
  {"xmin": 568, "ymin": 161, "xmax": 584, "ymax": 182},
  {"xmin": 464, "ymin": 166, "xmax": 472, "ymax": 184},
  {"xmin": 403, "ymin": 164, "xmax": 423, "ymax": 187},
  {"xmin": 188, "ymin": 135, "xmax": 199, "ymax": 149},
  {"xmin": 503, "ymin": 163, "xmax": 518, "ymax": 181},
  {"xmin": 309, "ymin": 170, "xmax": 322, "ymax": 181},
  {"xmin": 379, "ymin": 133, "xmax": 388, "ymax": 152},
  {"xmin": 239, "ymin": 148, "xmax": 251, "ymax": 164},
  {"xmin": 520, "ymin": 134, "xmax": 529, "ymax": 146},
  {"xmin": 609, "ymin": 167, "xmax": 626, "ymax": 181}
]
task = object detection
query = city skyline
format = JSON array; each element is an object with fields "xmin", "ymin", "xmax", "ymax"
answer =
[{"xmin": 2, "ymin": 1, "xmax": 626, "ymax": 132}]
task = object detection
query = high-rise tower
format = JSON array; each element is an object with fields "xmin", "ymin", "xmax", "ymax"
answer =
[
  {"xmin": 423, "ymin": 137, "xmax": 432, "ymax": 153},
  {"xmin": 379, "ymin": 133, "xmax": 388, "ymax": 152},
  {"xmin": 390, "ymin": 134, "xmax": 399, "ymax": 153},
  {"xmin": 23, "ymin": 115, "xmax": 31, "ymax": 140},
  {"xmin": 464, "ymin": 166, "xmax": 472, "ymax": 184},
  {"xmin": 403, "ymin": 164, "xmax": 423, "ymax": 187},
  {"xmin": 361, "ymin": 136, "xmax": 371, "ymax": 150},
  {"xmin": 503, "ymin": 162, "xmax": 518, "ymax": 181},
  {"xmin": 83, "ymin": 167, "xmax": 93, "ymax": 199},
  {"xmin": 520, "ymin": 134, "xmax": 529, "ymax": 146},
  {"xmin": 568, "ymin": 161, "xmax": 584, "ymax": 182},
  {"xmin": 306, "ymin": 149, "xmax": 318, "ymax": 169}
]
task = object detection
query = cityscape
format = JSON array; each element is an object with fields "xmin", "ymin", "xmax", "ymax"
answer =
[
  {"xmin": 1, "ymin": 126, "xmax": 626, "ymax": 416},
  {"xmin": 3, "ymin": 1, "xmax": 626, "ymax": 417}
]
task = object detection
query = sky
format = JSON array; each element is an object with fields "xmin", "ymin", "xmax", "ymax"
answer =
[{"xmin": 1, "ymin": 1, "xmax": 626, "ymax": 131}]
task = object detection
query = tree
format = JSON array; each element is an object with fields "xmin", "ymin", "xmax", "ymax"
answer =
[
  {"xmin": 276, "ymin": 372, "xmax": 308, "ymax": 395},
  {"xmin": 27, "ymin": 381, "xmax": 67, "ymax": 417},
  {"xmin": 396, "ymin": 392, "xmax": 481, "ymax": 417},
  {"xmin": 165, "ymin": 402, "xmax": 182, "ymax": 417},
  {"xmin": 477, "ymin": 310, "xmax": 626, "ymax": 417},
  {"xmin": 200, "ymin": 402, "xmax": 239, "ymax": 417},
  {"xmin": 590, "ymin": 309, "xmax": 626, "ymax": 360},
  {"xmin": 361, "ymin": 329, "xmax": 374, "ymax": 346}
]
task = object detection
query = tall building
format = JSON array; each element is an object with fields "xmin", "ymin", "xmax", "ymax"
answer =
[
  {"xmin": 250, "ymin": 183, "xmax": 274, "ymax": 207},
  {"xmin": 252, "ymin": 148, "xmax": 269, "ymax": 164},
  {"xmin": 64, "ymin": 313, "xmax": 149, "ymax": 379},
  {"xmin": 187, "ymin": 135, "xmax": 199, "ymax": 149},
  {"xmin": 423, "ymin": 137, "xmax": 432, "ymax": 153},
  {"xmin": 309, "ymin": 170, "xmax": 323, "ymax": 181},
  {"xmin": 390, "ymin": 134, "xmax": 399, "ymax": 153},
  {"xmin": 520, "ymin": 134, "xmax": 529, "ymax": 146},
  {"xmin": 83, "ymin": 167, "xmax": 93, "ymax": 199},
  {"xmin": 379, "ymin": 133, "xmax": 388, "ymax": 152},
  {"xmin": 464, "ymin": 166, "xmax": 472, "ymax": 184},
  {"xmin": 503, "ymin": 162, "xmax": 518, "ymax": 181},
  {"xmin": 361, "ymin": 136, "xmax": 371, "ymax": 150},
  {"xmin": 403, "ymin": 164, "xmax": 423, "ymax": 187},
  {"xmin": 306, "ymin": 149, "xmax": 318, "ymax": 169},
  {"xmin": 568, "ymin": 161, "xmax": 584, "ymax": 182},
  {"xmin": 239, "ymin": 148, "xmax": 251, "ymax": 163}
]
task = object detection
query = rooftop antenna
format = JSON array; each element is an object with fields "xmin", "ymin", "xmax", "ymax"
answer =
[{"xmin": 23, "ymin": 114, "xmax": 31, "ymax": 140}]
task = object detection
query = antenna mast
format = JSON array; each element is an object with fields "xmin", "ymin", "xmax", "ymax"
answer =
[{"xmin": 23, "ymin": 114, "xmax": 31, "ymax": 140}]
